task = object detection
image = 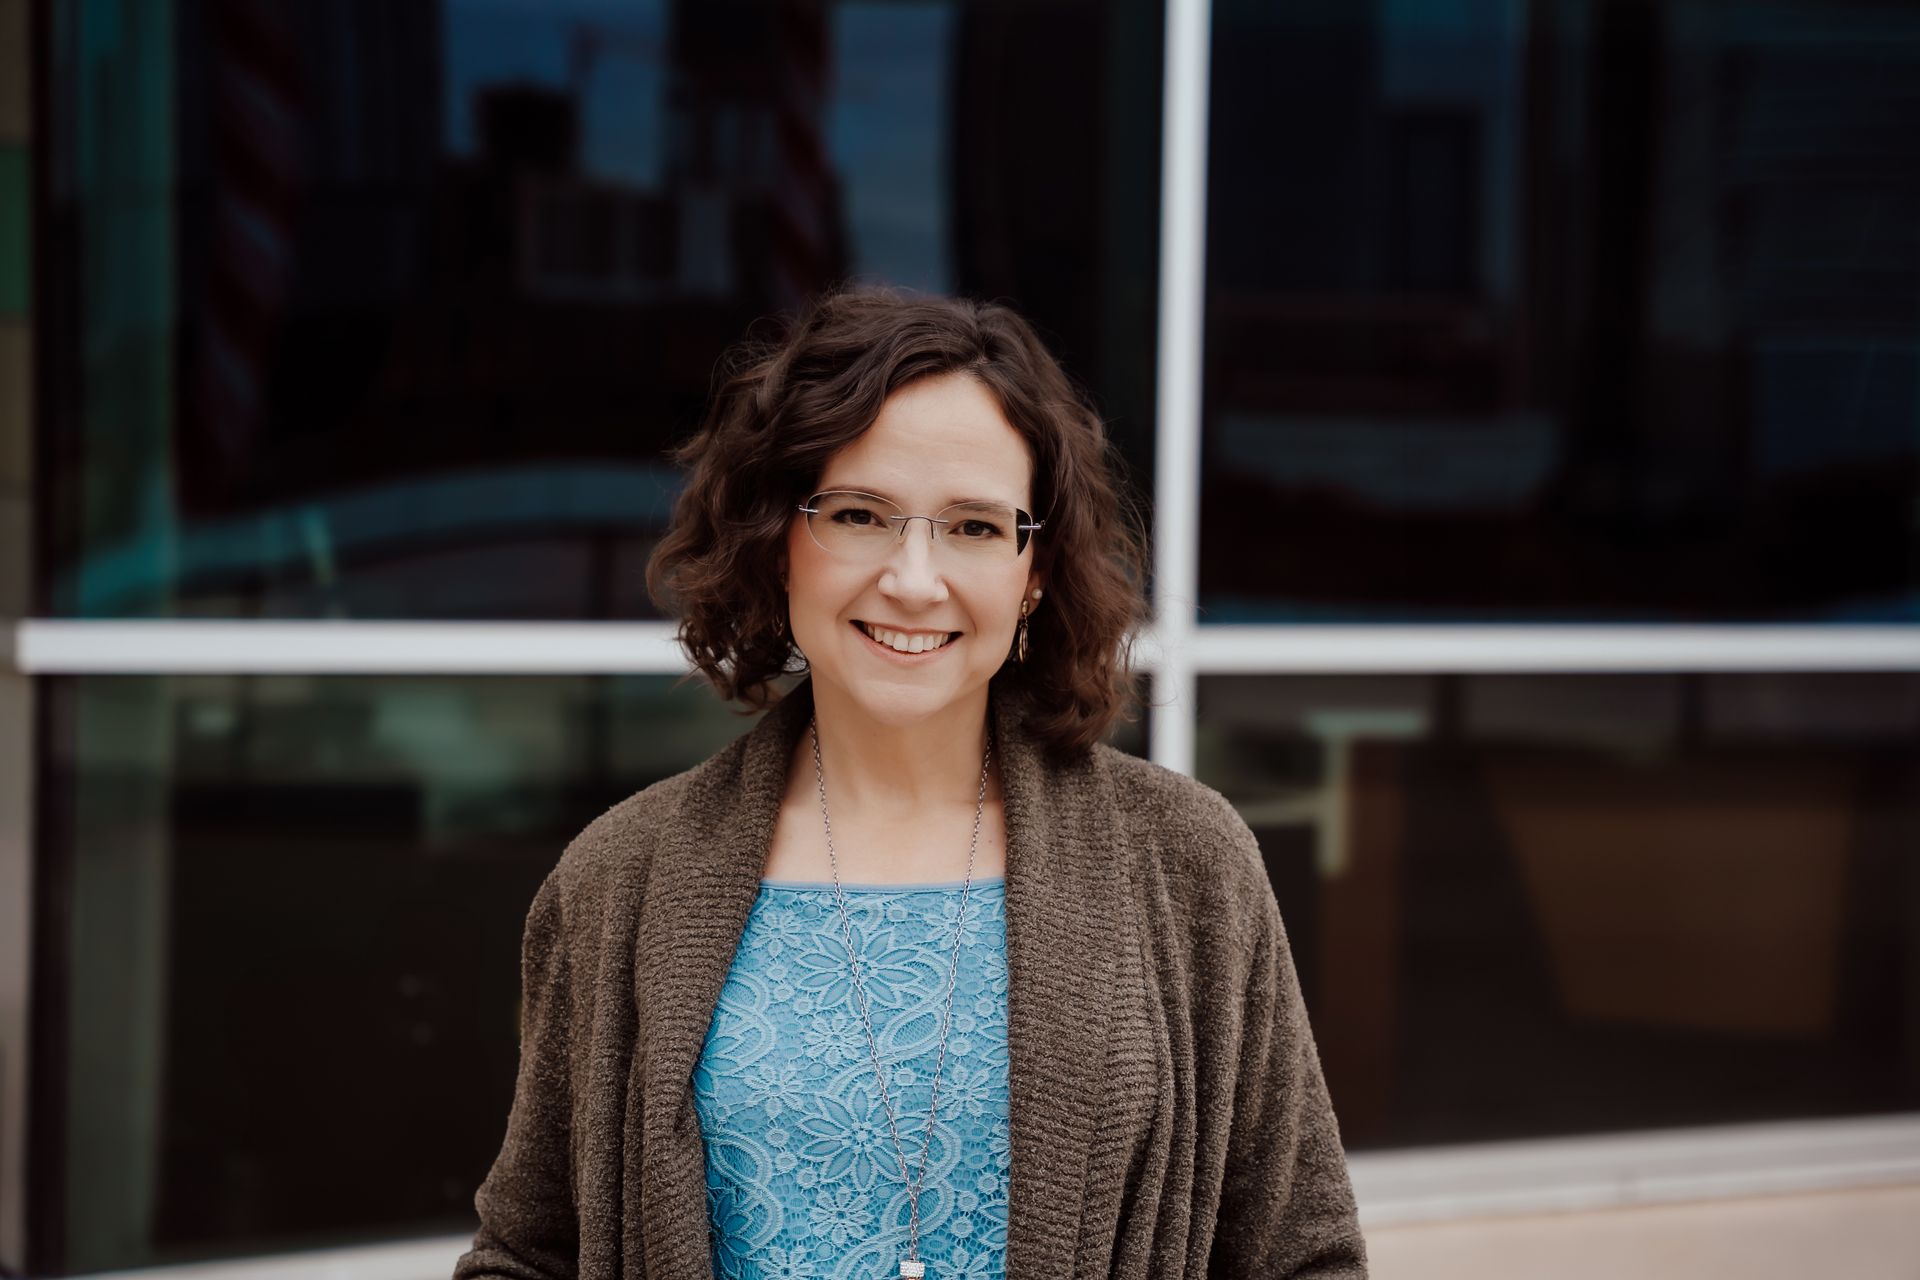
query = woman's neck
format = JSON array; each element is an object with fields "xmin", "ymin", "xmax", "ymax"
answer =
[{"xmin": 798, "ymin": 680, "xmax": 998, "ymax": 818}]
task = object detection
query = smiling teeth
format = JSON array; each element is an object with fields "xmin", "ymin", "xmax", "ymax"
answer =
[{"xmin": 860, "ymin": 623, "xmax": 955, "ymax": 654}]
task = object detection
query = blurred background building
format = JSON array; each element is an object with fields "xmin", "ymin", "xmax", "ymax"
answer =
[{"xmin": 0, "ymin": 0, "xmax": 1917, "ymax": 1276}]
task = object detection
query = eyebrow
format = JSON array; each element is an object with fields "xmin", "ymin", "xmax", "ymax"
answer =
[{"xmin": 823, "ymin": 485, "xmax": 1025, "ymax": 510}]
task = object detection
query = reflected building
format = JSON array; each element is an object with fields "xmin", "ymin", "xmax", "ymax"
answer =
[
  {"xmin": 75, "ymin": 0, "xmax": 867, "ymax": 622},
  {"xmin": 1200, "ymin": 0, "xmax": 1920, "ymax": 622},
  {"xmin": 27, "ymin": 1, "xmax": 1164, "ymax": 1271}
]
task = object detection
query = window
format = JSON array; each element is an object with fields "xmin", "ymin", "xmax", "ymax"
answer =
[{"xmin": 1201, "ymin": 0, "xmax": 1920, "ymax": 623}]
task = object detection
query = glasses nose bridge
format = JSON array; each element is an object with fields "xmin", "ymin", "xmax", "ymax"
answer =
[
  {"xmin": 879, "ymin": 512, "xmax": 952, "ymax": 590},
  {"xmin": 887, "ymin": 511, "xmax": 947, "ymax": 546}
]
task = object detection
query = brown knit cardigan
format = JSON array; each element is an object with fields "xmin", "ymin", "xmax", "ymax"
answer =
[{"xmin": 455, "ymin": 677, "xmax": 1368, "ymax": 1279}]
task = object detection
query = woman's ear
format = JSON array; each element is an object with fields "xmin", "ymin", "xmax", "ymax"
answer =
[{"xmin": 1023, "ymin": 573, "xmax": 1044, "ymax": 615}]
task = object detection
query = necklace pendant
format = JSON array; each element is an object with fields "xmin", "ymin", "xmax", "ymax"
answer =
[{"xmin": 899, "ymin": 1261, "xmax": 926, "ymax": 1279}]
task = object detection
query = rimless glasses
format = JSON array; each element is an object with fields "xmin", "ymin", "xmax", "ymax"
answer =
[{"xmin": 798, "ymin": 490, "xmax": 1044, "ymax": 565}]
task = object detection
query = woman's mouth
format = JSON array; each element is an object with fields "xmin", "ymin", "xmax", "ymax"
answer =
[{"xmin": 853, "ymin": 620, "xmax": 962, "ymax": 658}]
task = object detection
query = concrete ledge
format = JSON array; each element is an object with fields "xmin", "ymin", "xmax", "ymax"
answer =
[
  {"xmin": 1350, "ymin": 1114, "xmax": 1920, "ymax": 1227},
  {"xmin": 1365, "ymin": 1182, "xmax": 1920, "ymax": 1280}
]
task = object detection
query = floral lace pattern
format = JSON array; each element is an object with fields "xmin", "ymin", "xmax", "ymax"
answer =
[{"xmin": 694, "ymin": 879, "xmax": 1012, "ymax": 1280}]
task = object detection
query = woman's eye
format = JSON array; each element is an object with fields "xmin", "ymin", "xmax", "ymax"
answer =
[
  {"xmin": 834, "ymin": 508, "xmax": 882, "ymax": 526},
  {"xmin": 957, "ymin": 520, "xmax": 1005, "ymax": 539}
]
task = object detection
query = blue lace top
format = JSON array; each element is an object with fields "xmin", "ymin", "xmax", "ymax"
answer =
[{"xmin": 693, "ymin": 877, "xmax": 1012, "ymax": 1280}]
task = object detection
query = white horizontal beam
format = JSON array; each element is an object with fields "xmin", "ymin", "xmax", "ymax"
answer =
[
  {"xmin": 11, "ymin": 620, "xmax": 692, "ymax": 674},
  {"xmin": 12, "ymin": 619, "xmax": 1919, "ymax": 675},
  {"xmin": 1182, "ymin": 623, "xmax": 1920, "ymax": 672}
]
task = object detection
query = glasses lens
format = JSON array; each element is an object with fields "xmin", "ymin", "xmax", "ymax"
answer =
[
  {"xmin": 936, "ymin": 501, "xmax": 1024, "ymax": 561},
  {"xmin": 807, "ymin": 491, "xmax": 901, "ymax": 558}
]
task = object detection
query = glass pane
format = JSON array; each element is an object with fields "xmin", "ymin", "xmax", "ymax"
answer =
[
  {"xmin": 1196, "ymin": 672, "xmax": 1920, "ymax": 1150},
  {"xmin": 38, "ymin": 670, "xmax": 1144, "ymax": 1271},
  {"xmin": 1202, "ymin": 0, "xmax": 1920, "ymax": 622},
  {"xmin": 39, "ymin": 673, "xmax": 753, "ymax": 1271},
  {"xmin": 39, "ymin": 0, "xmax": 1161, "ymax": 619}
]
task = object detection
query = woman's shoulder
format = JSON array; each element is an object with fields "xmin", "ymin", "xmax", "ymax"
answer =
[
  {"xmin": 544, "ymin": 727, "xmax": 757, "ymax": 908},
  {"xmin": 1089, "ymin": 741, "xmax": 1253, "ymax": 836},
  {"xmin": 1085, "ymin": 742, "xmax": 1272, "ymax": 914}
]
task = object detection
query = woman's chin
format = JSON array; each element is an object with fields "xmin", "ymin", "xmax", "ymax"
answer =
[{"xmin": 819, "ymin": 667, "xmax": 984, "ymax": 728}]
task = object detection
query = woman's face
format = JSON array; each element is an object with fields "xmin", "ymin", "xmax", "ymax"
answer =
[{"xmin": 783, "ymin": 371, "xmax": 1043, "ymax": 731}]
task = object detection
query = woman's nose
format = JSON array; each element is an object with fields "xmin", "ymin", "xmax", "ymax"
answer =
[{"xmin": 879, "ymin": 520, "xmax": 949, "ymax": 603}]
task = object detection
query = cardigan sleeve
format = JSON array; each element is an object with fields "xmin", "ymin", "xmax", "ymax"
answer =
[
  {"xmin": 1206, "ymin": 878, "xmax": 1369, "ymax": 1278},
  {"xmin": 454, "ymin": 870, "xmax": 580, "ymax": 1279}
]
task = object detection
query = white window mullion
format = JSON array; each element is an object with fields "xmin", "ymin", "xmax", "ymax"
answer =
[{"xmin": 1151, "ymin": 0, "xmax": 1215, "ymax": 777}]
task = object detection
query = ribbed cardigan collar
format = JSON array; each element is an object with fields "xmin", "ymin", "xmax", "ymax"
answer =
[{"xmin": 632, "ymin": 677, "xmax": 1127, "ymax": 1279}]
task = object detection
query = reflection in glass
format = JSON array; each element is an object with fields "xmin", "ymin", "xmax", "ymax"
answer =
[
  {"xmin": 39, "ymin": 671, "xmax": 1143, "ymax": 1271},
  {"xmin": 41, "ymin": 0, "xmax": 1161, "ymax": 618},
  {"xmin": 41, "ymin": 674, "xmax": 757, "ymax": 1271},
  {"xmin": 1202, "ymin": 0, "xmax": 1920, "ymax": 621},
  {"xmin": 1197, "ymin": 672, "xmax": 1920, "ymax": 1151}
]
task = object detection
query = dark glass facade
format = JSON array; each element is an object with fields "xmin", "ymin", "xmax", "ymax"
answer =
[
  {"xmin": 28, "ymin": 0, "xmax": 1163, "ymax": 1271},
  {"xmin": 1202, "ymin": 0, "xmax": 1920, "ymax": 622},
  {"xmin": 35, "ymin": 671, "xmax": 1144, "ymax": 1272},
  {"xmin": 18, "ymin": 0, "xmax": 1920, "ymax": 1274},
  {"xmin": 37, "ymin": 674, "xmax": 761, "ymax": 1266},
  {"xmin": 1197, "ymin": 671, "xmax": 1920, "ymax": 1149},
  {"xmin": 37, "ymin": 0, "xmax": 1161, "ymax": 620}
]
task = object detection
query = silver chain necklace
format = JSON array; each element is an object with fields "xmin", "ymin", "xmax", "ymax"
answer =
[{"xmin": 808, "ymin": 715, "xmax": 993, "ymax": 1280}]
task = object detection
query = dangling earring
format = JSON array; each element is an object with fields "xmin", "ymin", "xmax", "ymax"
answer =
[{"xmin": 1015, "ymin": 587, "xmax": 1042, "ymax": 663}]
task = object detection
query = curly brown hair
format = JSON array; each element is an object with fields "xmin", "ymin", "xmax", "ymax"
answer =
[{"xmin": 645, "ymin": 288, "xmax": 1149, "ymax": 757}]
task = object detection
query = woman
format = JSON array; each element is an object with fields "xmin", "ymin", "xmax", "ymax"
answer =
[{"xmin": 455, "ymin": 291, "xmax": 1367, "ymax": 1279}]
